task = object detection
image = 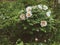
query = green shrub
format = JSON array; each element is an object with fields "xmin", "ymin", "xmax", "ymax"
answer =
[{"xmin": 0, "ymin": 0, "xmax": 59, "ymax": 45}]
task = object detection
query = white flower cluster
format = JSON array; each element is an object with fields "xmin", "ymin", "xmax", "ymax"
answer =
[
  {"xmin": 26, "ymin": 6, "xmax": 32, "ymax": 18},
  {"xmin": 38, "ymin": 4, "xmax": 48, "ymax": 10},
  {"xmin": 20, "ymin": 4, "xmax": 52, "ymax": 27},
  {"xmin": 38, "ymin": 4, "xmax": 51, "ymax": 17}
]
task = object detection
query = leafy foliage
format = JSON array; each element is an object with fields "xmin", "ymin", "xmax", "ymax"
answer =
[
  {"xmin": 19, "ymin": 4, "xmax": 55, "ymax": 33},
  {"xmin": 0, "ymin": 0, "xmax": 59, "ymax": 45}
]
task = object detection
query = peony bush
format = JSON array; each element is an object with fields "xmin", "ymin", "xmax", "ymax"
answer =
[
  {"xmin": 19, "ymin": 4, "xmax": 54, "ymax": 32},
  {"xmin": 0, "ymin": 0, "xmax": 58, "ymax": 45}
]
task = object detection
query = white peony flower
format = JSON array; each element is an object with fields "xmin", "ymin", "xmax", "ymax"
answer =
[
  {"xmin": 38, "ymin": 4, "xmax": 42, "ymax": 9},
  {"xmin": 35, "ymin": 38, "xmax": 38, "ymax": 41},
  {"xmin": 26, "ymin": 6, "xmax": 32, "ymax": 12},
  {"xmin": 20, "ymin": 14, "xmax": 25, "ymax": 20},
  {"xmin": 26, "ymin": 12, "xmax": 32, "ymax": 18},
  {"xmin": 40, "ymin": 21, "xmax": 47, "ymax": 27},
  {"xmin": 43, "ymin": 5, "xmax": 48, "ymax": 10},
  {"xmin": 44, "ymin": 40, "xmax": 46, "ymax": 42},
  {"xmin": 46, "ymin": 10, "xmax": 51, "ymax": 17}
]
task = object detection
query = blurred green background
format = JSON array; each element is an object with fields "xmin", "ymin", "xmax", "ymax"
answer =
[{"xmin": 0, "ymin": 0, "xmax": 60, "ymax": 45}]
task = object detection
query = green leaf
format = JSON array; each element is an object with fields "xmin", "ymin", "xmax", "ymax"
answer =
[
  {"xmin": 40, "ymin": 28, "xmax": 46, "ymax": 32},
  {"xmin": 29, "ymin": 23, "xmax": 33, "ymax": 26},
  {"xmin": 17, "ymin": 41, "xmax": 24, "ymax": 45},
  {"xmin": 24, "ymin": 27, "xmax": 27, "ymax": 29},
  {"xmin": 25, "ymin": 43, "xmax": 30, "ymax": 45}
]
